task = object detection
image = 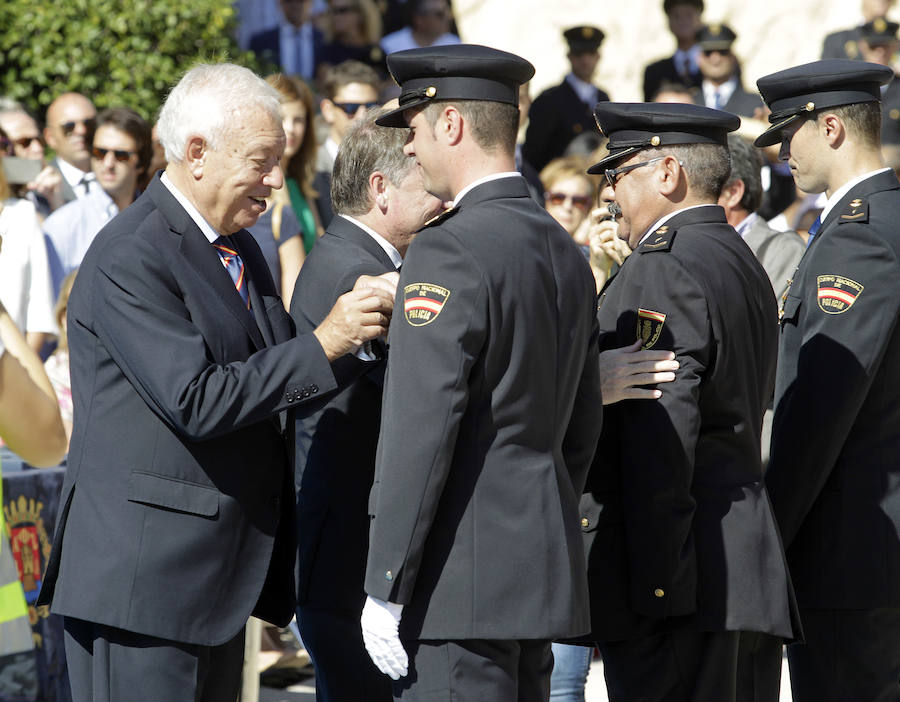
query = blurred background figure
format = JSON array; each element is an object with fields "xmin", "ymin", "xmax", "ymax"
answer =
[
  {"xmin": 42, "ymin": 92, "xmax": 97, "ymax": 204},
  {"xmin": 651, "ymin": 80, "xmax": 697, "ymax": 103},
  {"xmin": 821, "ymin": 0, "xmax": 896, "ymax": 59},
  {"xmin": 693, "ymin": 24, "xmax": 763, "ymax": 117},
  {"xmin": 642, "ymin": 0, "xmax": 705, "ymax": 102},
  {"xmin": 318, "ymin": 0, "xmax": 387, "ymax": 82},
  {"xmin": 44, "ymin": 270, "xmax": 77, "ymax": 451},
  {"xmin": 540, "ymin": 155, "xmax": 596, "ymax": 250},
  {"xmin": 379, "ymin": 0, "xmax": 459, "ymax": 54},
  {"xmin": 250, "ymin": 0, "xmax": 325, "ymax": 83}
]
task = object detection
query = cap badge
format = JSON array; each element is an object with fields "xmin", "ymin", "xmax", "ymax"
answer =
[
  {"xmin": 582, "ymin": 27, "xmax": 593, "ymax": 38},
  {"xmin": 875, "ymin": 18, "xmax": 887, "ymax": 33},
  {"xmin": 637, "ymin": 308, "xmax": 667, "ymax": 349},
  {"xmin": 710, "ymin": 24, "xmax": 721, "ymax": 35},
  {"xmin": 650, "ymin": 135, "xmax": 661, "ymax": 146},
  {"xmin": 817, "ymin": 275, "xmax": 863, "ymax": 314},
  {"xmin": 425, "ymin": 86, "xmax": 437, "ymax": 98},
  {"xmin": 805, "ymin": 102, "xmax": 815, "ymax": 111}
]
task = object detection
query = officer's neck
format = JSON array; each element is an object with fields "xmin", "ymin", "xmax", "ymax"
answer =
[
  {"xmin": 448, "ymin": 148, "xmax": 517, "ymax": 202},
  {"xmin": 825, "ymin": 145, "xmax": 886, "ymax": 198}
]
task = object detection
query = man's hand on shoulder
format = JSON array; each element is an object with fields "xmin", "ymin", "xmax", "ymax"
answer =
[
  {"xmin": 313, "ymin": 272, "xmax": 399, "ymax": 361},
  {"xmin": 600, "ymin": 339, "xmax": 678, "ymax": 405}
]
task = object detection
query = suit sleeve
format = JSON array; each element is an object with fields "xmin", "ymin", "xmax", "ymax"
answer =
[
  {"xmin": 562, "ymin": 313, "xmax": 602, "ymax": 496},
  {"xmin": 767, "ymin": 222, "xmax": 900, "ymax": 545},
  {"xmin": 92, "ymin": 234, "xmax": 338, "ymax": 441},
  {"xmin": 364, "ymin": 230, "xmax": 488, "ymax": 604},
  {"xmin": 616, "ymin": 254, "xmax": 713, "ymax": 618}
]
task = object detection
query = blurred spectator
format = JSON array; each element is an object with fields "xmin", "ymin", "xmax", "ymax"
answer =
[
  {"xmin": 821, "ymin": 0, "xmax": 896, "ymax": 59},
  {"xmin": 44, "ymin": 270, "xmax": 77, "ymax": 450},
  {"xmin": 0, "ymin": 153, "xmax": 57, "ymax": 355},
  {"xmin": 43, "ymin": 108, "xmax": 151, "ymax": 296},
  {"xmin": 42, "ymin": 92, "xmax": 97, "ymax": 203},
  {"xmin": 249, "ymin": 0, "xmax": 325, "ymax": 82},
  {"xmin": 539, "ymin": 155, "xmax": 596, "ymax": 248},
  {"xmin": 314, "ymin": 60, "xmax": 380, "ymax": 226},
  {"xmin": 515, "ymin": 81, "xmax": 545, "ymax": 205},
  {"xmin": 642, "ymin": 0, "xmax": 704, "ymax": 102},
  {"xmin": 377, "ymin": 0, "xmax": 411, "ymax": 35},
  {"xmin": 523, "ymin": 26, "xmax": 609, "ymax": 172},
  {"xmin": 379, "ymin": 0, "xmax": 459, "ymax": 54},
  {"xmin": 319, "ymin": 0, "xmax": 387, "ymax": 80},
  {"xmin": 651, "ymin": 80, "xmax": 697, "ymax": 103},
  {"xmin": 854, "ymin": 19, "xmax": 900, "ymax": 149},
  {"xmin": 267, "ymin": 74, "xmax": 325, "ymax": 255},
  {"xmin": 0, "ymin": 105, "xmax": 65, "ymax": 216},
  {"xmin": 693, "ymin": 24, "xmax": 763, "ymax": 117},
  {"xmin": 148, "ymin": 122, "xmax": 168, "ymax": 180}
]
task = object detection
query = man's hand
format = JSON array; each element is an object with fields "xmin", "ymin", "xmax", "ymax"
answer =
[
  {"xmin": 599, "ymin": 339, "xmax": 679, "ymax": 405},
  {"xmin": 361, "ymin": 595, "xmax": 408, "ymax": 680},
  {"xmin": 27, "ymin": 165, "xmax": 65, "ymax": 212},
  {"xmin": 313, "ymin": 272, "xmax": 398, "ymax": 361}
]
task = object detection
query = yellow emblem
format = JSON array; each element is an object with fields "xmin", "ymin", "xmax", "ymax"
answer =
[
  {"xmin": 4, "ymin": 495, "xmax": 53, "ymax": 635},
  {"xmin": 875, "ymin": 18, "xmax": 887, "ymax": 33},
  {"xmin": 582, "ymin": 27, "xmax": 593, "ymax": 38},
  {"xmin": 637, "ymin": 308, "xmax": 667, "ymax": 348}
]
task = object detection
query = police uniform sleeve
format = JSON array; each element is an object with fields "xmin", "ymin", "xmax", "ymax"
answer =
[
  {"xmin": 364, "ymin": 228, "xmax": 488, "ymax": 604},
  {"xmin": 616, "ymin": 253, "xmax": 713, "ymax": 618},
  {"xmin": 767, "ymin": 219, "xmax": 900, "ymax": 545}
]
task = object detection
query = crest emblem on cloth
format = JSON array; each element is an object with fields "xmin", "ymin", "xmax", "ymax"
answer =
[
  {"xmin": 404, "ymin": 283, "xmax": 450, "ymax": 326},
  {"xmin": 817, "ymin": 275, "xmax": 863, "ymax": 314},
  {"xmin": 637, "ymin": 308, "xmax": 666, "ymax": 348}
]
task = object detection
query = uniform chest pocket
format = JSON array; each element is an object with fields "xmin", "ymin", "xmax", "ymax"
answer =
[{"xmin": 780, "ymin": 294, "xmax": 802, "ymax": 325}]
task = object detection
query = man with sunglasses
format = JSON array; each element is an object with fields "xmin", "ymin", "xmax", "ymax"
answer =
[
  {"xmin": 43, "ymin": 108, "xmax": 151, "ymax": 296},
  {"xmin": 579, "ymin": 102, "xmax": 797, "ymax": 702},
  {"xmin": 42, "ymin": 92, "xmax": 97, "ymax": 203},
  {"xmin": 693, "ymin": 24, "xmax": 762, "ymax": 118},
  {"xmin": 0, "ymin": 104, "xmax": 65, "ymax": 216}
]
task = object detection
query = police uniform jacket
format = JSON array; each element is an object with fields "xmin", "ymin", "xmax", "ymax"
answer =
[
  {"xmin": 290, "ymin": 215, "xmax": 396, "ymax": 612},
  {"xmin": 37, "ymin": 175, "xmax": 343, "ymax": 646},
  {"xmin": 523, "ymin": 80, "xmax": 610, "ymax": 172},
  {"xmin": 767, "ymin": 168, "xmax": 900, "ymax": 610},
  {"xmin": 821, "ymin": 27, "xmax": 864, "ymax": 61},
  {"xmin": 581, "ymin": 205, "xmax": 797, "ymax": 642},
  {"xmin": 881, "ymin": 76, "xmax": 900, "ymax": 146},
  {"xmin": 364, "ymin": 175, "xmax": 603, "ymax": 640}
]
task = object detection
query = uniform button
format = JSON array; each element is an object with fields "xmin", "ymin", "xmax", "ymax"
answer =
[
  {"xmin": 301, "ymin": 390, "xmax": 311, "ymax": 398},
  {"xmin": 654, "ymin": 588, "xmax": 665, "ymax": 598},
  {"xmin": 286, "ymin": 396, "xmax": 294, "ymax": 403},
  {"xmin": 385, "ymin": 570, "xmax": 393, "ymax": 582},
  {"xmin": 311, "ymin": 385, "xmax": 318, "ymax": 393},
  {"xmin": 581, "ymin": 517, "xmax": 589, "ymax": 528}
]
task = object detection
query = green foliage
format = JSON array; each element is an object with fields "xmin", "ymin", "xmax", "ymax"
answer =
[{"xmin": 0, "ymin": 0, "xmax": 266, "ymax": 122}]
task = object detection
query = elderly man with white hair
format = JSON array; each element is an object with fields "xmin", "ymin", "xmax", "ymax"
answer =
[{"xmin": 36, "ymin": 63, "xmax": 397, "ymax": 702}]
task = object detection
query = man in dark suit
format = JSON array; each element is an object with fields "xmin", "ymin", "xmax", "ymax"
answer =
[
  {"xmin": 249, "ymin": 0, "xmax": 325, "ymax": 82},
  {"xmin": 360, "ymin": 45, "xmax": 603, "ymax": 700},
  {"xmin": 290, "ymin": 109, "xmax": 442, "ymax": 702},
  {"xmin": 642, "ymin": 0, "xmax": 704, "ymax": 102},
  {"xmin": 756, "ymin": 58, "xmax": 900, "ymax": 702},
  {"xmin": 581, "ymin": 102, "xmax": 797, "ymax": 701},
  {"xmin": 36, "ymin": 63, "xmax": 396, "ymax": 702},
  {"xmin": 692, "ymin": 24, "xmax": 763, "ymax": 118},
  {"xmin": 42, "ymin": 92, "xmax": 97, "ymax": 203},
  {"xmin": 523, "ymin": 26, "xmax": 610, "ymax": 172}
]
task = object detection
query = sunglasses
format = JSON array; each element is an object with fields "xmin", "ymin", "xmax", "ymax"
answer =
[
  {"xmin": 331, "ymin": 5, "xmax": 358, "ymax": 13},
  {"xmin": 11, "ymin": 136, "xmax": 44, "ymax": 150},
  {"xmin": 332, "ymin": 101, "xmax": 380, "ymax": 115},
  {"xmin": 91, "ymin": 146, "xmax": 136, "ymax": 162},
  {"xmin": 604, "ymin": 157, "xmax": 667, "ymax": 188},
  {"xmin": 60, "ymin": 118, "xmax": 97, "ymax": 136},
  {"xmin": 702, "ymin": 48, "xmax": 732, "ymax": 56},
  {"xmin": 545, "ymin": 191, "xmax": 592, "ymax": 212}
]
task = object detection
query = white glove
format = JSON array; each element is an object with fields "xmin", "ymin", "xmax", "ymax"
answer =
[{"xmin": 361, "ymin": 595, "xmax": 408, "ymax": 680}]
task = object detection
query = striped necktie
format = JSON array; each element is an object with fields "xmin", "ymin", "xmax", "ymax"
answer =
[{"xmin": 213, "ymin": 236, "xmax": 250, "ymax": 309}]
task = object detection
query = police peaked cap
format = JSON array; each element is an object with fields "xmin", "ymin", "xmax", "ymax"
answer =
[
  {"xmin": 860, "ymin": 17, "xmax": 900, "ymax": 45},
  {"xmin": 587, "ymin": 102, "xmax": 740, "ymax": 173},
  {"xmin": 754, "ymin": 59, "xmax": 893, "ymax": 147},
  {"xmin": 375, "ymin": 44, "xmax": 535, "ymax": 128},
  {"xmin": 564, "ymin": 26, "xmax": 605, "ymax": 53},
  {"xmin": 696, "ymin": 23, "xmax": 737, "ymax": 51}
]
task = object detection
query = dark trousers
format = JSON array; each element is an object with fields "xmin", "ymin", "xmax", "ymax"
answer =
[
  {"xmin": 736, "ymin": 631, "xmax": 783, "ymax": 702},
  {"xmin": 787, "ymin": 607, "xmax": 900, "ymax": 702},
  {"xmin": 63, "ymin": 616, "xmax": 244, "ymax": 702},
  {"xmin": 297, "ymin": 604, "xmax": 391, "ymax": 701},
  {"xmin": 598, "ymin": 630, "xmax": 740, "ymax": 702},
  {"xmin": 394, "ymin": 638, "xmax": 553, "ymax": 701}
]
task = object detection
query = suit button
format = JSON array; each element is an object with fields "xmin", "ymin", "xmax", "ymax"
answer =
[
  {"xmin": 581, "ymin": 517, "xmax": 589, "ymax": 528},
  {"xmin": 385, "ymin": 570, "xmax": 393, "ymax": 582},
  {"xmin": 286, "ymin": 396, "xmax": 294, "ymax": 403},
  {"xmin": 301, "ymin": 389, "xmax": 311, "ymax": 398},
  {"xmin": 310, "ymin": 385, "xmax": 318, "ymax": 393},
  {"xmin": 654, "ymin": 588, "xmax": 665, "ymax": 598}
]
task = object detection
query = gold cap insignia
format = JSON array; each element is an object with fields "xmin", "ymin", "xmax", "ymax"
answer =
[
  {"xmin": 875, "ymin": 18, "xmax": 887, "ymax": 33},
  {"xmin": 805, "ymin": 102, "xmax": 815, "ymax": 111},
  {"xmin": 710, "ymin": 24, "xmax": 721, "ymax": 35},
  {"xmin": 650, "ymin": 135, "xmax": 661, "ymax": 146},
  {"xmin": 425, "ymin": 86, "xmax": 437, "ymax": 98},
  {"xmin": 582, "ymin": 27, "xmax": 593, "ymax": 38},
  {"xmin": 891, "ymin": 109, "xmax": 900, "ymax": 120}
]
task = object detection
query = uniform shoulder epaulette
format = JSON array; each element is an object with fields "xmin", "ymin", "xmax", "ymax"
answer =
[
  {"xmin": 838, "ymin": 197, "xmax": 869, "ymax": 225},
  {"xmin": 638, "ymin": 225, "xmax": 676, "ymax": 253},
  {"xmin": 420, "ymin": 206, "xmax": 458, "ymax": 230}
]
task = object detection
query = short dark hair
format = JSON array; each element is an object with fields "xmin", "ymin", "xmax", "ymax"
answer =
[
  {"xmin": 726, "ymin": 133, "xmax": 762, "ymax": 213},
  {"xmin": 321, "ymin": 60, "xmax": 380, "ymax": 101},
  {"xmin": 663, "ymin": 0, "xmax": 703, "ymax": 13},
  {"xmin": 95, "ymin": 107, "xmax": 153, "ymax": 179},
  {"xmin": 332, "ymin": 108, "xmax": 415, "ymax": 215},
  {"xmin": 824, "ymin": 101, "xmax": 882, "ymax": 148},
  {"xmin": 422, "ymin": 99, "xmax": 519, "ymax": 154}
]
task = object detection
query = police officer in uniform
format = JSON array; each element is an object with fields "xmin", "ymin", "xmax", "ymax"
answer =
[
  {"xmin": 854, "ymin": 18, "xmax": 900, "ymax": 146},
  {"xmin": 756, "ymin": 58, "xmax": 900, "ymax": 702},
  {"xmin": 581, "ymin": 102, "xmax": 797, "ymax": 701},
  {"xmin": 523, "ymin": 26, "xmax": 610, "ymax": 171},
  {"xmin": 359, "ymin": 44, "xmax": 603, "ymax": 700}
]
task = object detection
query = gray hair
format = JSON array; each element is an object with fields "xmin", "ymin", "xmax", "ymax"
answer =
[
  {"xmin": 157, "ymin": 63, "xmax": 282, "ymax": 163},
  {"xmin": 726, "ymin": 133, "xmax": 763, "ymax": 213},
  {"xmin": 331, "ymin": 108, "xmax": 416, "ymax": 216},
  {"xmin": 636, "ymin": 141, "xmax": 732, "ymax": 200}
]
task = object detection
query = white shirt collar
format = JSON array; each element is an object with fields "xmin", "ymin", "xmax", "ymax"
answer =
[
  {"xmin": 638, "ymin": 204, "xmax": 718, "ymax": 245},
  {"xmin": 674, "ymin": 45, "xmax": 702, "ymax": 74},
  {"xmin": 734, "ymin": 211, "xmax": 758, "ymax": 238},
  {"xmin": 565, "ymin": 73, "xmax": 598, "ymax": 105},
  {"xmin": 820, "ymin": 168, "xmax": 892, "ymax": 224},
  {"xmin": 339, "ymin": 214, "xmax": 403, "ymax": 268},
  {"xmin": 702, "ymin": 77, "xmax": 738, "ymax": 109},
  {"xmin": 452, "ymin": 172, "xmax": 521, "ymax": 207},
  {"xmin": 56, "ymin": 158, "xmax": 89, "ymax": 193},
  {"xmin": 160, "ymin": 171, "xmax": 221, "ymax": 243},
  {"xmin": 325, "ymin": 138, "xmax": 340, "ymax": 162}
]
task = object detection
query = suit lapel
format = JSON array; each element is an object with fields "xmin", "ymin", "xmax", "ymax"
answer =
[{"xmin": 329, "ymin": 216, "xmax": 398, "ymax": 271}]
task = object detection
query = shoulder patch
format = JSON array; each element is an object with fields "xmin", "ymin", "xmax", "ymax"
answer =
[
  {"xmin": 638, "ymin": 225, "xmax": 676, "ymax": 253},
  {"xmin": 404, "ymin": 283, "xmax": 450, "ymax": 326},
  {"xmin": 838, "ymin": 197, "xmax": 868, "ymax": 224},
  {"xmin": 637, "ymin": 308, "xmax": 666, "ymax": 348},
  {"xmin": 420, "ymin": 207, "xmax": 458, "ymax": 230},
  {"xmin": 816, "ymin": 274, "xmax": 863, "ymax": 314}
]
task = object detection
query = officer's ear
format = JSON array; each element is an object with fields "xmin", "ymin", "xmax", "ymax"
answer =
[
  {"xmin": 658, "ymin": 155, "xmax": 684, "ymax": 197},
  {"xmin": 442, "ymin": 105, "xmax": 463, "ymax": 146},
  {"xmin": 818, "ymin": 112, "xmax": 846, "ymax": 148}
]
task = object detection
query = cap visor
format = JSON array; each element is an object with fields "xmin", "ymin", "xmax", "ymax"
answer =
[
  {"xmin": 587, "ymin": 146, "xmax": 641, "ymax": 174},
  {"xmin": 753, "ymin": 113, "xmax": 802, "ymax": 147},
  {"xmin": 374, "ymin": 97, "xmax": 433, "ymax": 128}
]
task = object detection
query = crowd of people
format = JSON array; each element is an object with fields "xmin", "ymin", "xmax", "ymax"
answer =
[{"xmin": 1, "ymin": 0, "xmax": 900, "ymax": 701}]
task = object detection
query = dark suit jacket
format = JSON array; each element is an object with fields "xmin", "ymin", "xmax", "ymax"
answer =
[
  {"xmin": 523, "ymin": 79, "xmax": 610, "ymax": 172},
  {"xmin": 365, "ymin": 176, "xmax": 603, "ymax": 640},
  {"xmin": 768, "ymin": 169, "xmax": 900, "ymax": 610},
  {"xmin": 38, "ymin": 174, "xmax": 343, "ymax": 646},
  {"xmin": 693, "ymin": 82, "xmax": 763, "ymax": 118},
  {"xmin": 582, "ymin": 206, "xmax": 797, "ymax": 643},
  {"xmin": 642, "ymin": 54, "xmax": 703, "ymax": 102},
  {"xmin": 248, "ymin": 25, "xmax": 325, "ymax": 78},
  {"xmin": 290, "ymin": 216, "xmax": 395, "ymax": 612},
  {"xmin": 881, "ymin": 76, "xmax": 900, "ymax": 145},
  {"xmin": 821, "ymin": 26, "xmax": 863, "ymax": 60}
]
